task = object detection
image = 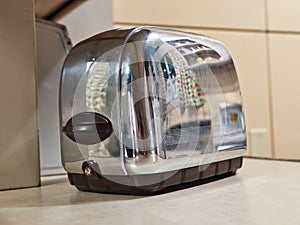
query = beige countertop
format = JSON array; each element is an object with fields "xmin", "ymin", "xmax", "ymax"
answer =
[{"xmin": 0, "ymin": 158, "xmax": 299, "ymax": 225}]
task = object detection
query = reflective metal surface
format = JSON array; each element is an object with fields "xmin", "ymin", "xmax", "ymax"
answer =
[{"xmin": 60, "ymin": 27, "xmax": 246, "ymax": 177}]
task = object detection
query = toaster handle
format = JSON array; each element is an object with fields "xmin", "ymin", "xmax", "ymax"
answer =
[{"xmin": 62, "ymin": 112, "xmax": 113, "ymax": 145}]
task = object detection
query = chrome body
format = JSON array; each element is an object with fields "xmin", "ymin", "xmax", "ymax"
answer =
[{"xmin": 60, "ymin": 27, "xmax": 246, "ymax": 177}]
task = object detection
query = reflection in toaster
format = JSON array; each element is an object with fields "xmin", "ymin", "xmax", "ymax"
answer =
[{"xmin": 60, "ymin": 27, "xmax": 247, "ymax": 193}]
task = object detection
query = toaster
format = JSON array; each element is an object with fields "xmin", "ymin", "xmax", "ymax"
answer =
[{"xmin": 59, "ymin": 27, "xmax": 246, "ymax": 194}]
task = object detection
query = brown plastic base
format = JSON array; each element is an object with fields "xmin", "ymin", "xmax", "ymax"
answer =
[{"xmin": 68, "ymin": 157, "xmax": 243, "ymax": 195}]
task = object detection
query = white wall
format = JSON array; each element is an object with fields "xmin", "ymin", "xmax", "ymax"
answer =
[{"xmin": 58, "ymin": 0, "xmax": 113, "ymax": 44}]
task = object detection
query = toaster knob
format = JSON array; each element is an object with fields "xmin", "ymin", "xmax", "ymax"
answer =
[
  {"xmin": 82, "ymin": 160, "xmax": 100, "ymax": 176},
  {"xmin": 62, "ymin": 112, "xmax": 113, "ymax": 145}
]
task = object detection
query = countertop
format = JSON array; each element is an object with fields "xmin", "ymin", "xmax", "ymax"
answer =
[{"xmin": 0, "ymin": 158, "xmax": 299, "ymax": 225}]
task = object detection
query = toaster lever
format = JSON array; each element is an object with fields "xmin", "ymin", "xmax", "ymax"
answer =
[{"xmin": 62, "ymin": 112, "xmax": 113, "ymax": 145}]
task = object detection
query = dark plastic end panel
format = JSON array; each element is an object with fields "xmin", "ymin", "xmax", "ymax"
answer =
[{"xmin": 62, "ymin": 112, "xmax": 113, "ymax": 145}]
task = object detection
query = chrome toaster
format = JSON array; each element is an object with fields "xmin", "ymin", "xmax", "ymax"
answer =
[{"xmin": 59, "ymin": 27, "xmax": 246, "ymax": 194}]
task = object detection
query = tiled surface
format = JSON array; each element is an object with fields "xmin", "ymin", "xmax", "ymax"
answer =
[
  {"xmin": 268, "ymin": 34, "xmax": 300, "ymax": 159},
  {"xmin": 113, "ymin": 0, "xmax": 266, "ymax": 30},
  {"xmin": 267, "ymin": 0, "xmax": 300, "ymax": 32},
  {"xmin": 1, "ymin": 158, "xmax": 299, "ymax": 225}
]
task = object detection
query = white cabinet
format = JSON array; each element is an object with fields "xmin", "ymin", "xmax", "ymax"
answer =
[{"xmin": 36, "ymin": 20, "xmax": 72, "ymax": 176}]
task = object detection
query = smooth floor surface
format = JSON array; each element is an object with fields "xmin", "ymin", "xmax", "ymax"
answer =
[{"xmin": 0, "ymin": 158, "xmax": 299, "ymax": 225}]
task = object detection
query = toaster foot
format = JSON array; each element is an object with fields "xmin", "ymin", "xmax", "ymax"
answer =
[{"xmin": 67, "ymin": 157, "xmax": 243, "ymax": 195}]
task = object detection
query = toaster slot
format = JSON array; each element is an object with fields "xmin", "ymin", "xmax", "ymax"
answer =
[{"xmin": 166, "ymin": 38, "xmax": 221, "ymax": 66}]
